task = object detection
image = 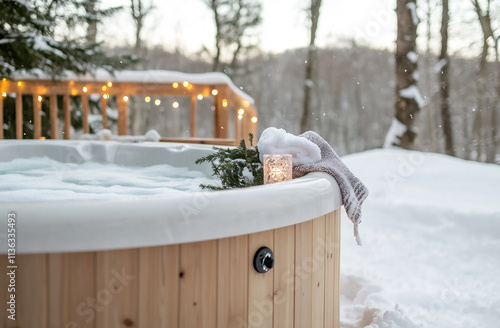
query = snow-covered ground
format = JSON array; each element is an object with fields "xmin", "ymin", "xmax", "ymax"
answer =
[{"xmin": 339, "ymin": 149, "xmax": 500, "ymax": 328}]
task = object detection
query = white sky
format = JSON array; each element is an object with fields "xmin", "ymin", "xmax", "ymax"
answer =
[
  {"xmin": 100, "ymin": 0, "xmax": 485, "ymax": 57},
  {"xmin": 101, "ymin": 0, "xmax": 397, "ymax": 54}
]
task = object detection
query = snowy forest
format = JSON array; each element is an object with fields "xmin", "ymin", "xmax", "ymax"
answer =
[{"xmin": 1, "ymin": 0, "xmax": 499, "ymax": 162}]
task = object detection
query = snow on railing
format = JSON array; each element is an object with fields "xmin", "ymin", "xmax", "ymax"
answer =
[{"xmin": 0, "ymin": 69, "xmax": 258, "ymax": 145}]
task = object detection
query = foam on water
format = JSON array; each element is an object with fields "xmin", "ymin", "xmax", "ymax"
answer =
[{"xmin": 0, "ymin": 157, "xmax": 220, "ymax": 201}]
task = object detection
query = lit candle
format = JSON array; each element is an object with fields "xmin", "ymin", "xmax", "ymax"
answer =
[{"xmin": 263, "ymin": 154, "xmax": 292, "ymax": 184}]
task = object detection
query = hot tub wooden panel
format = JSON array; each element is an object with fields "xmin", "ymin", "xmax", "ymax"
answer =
[{"xmin": 0, "ymin": 209, "xmax": 341, "ymax": 328}]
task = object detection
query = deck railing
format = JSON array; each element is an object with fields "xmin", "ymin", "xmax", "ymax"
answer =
[{"xmin": 0, "ymin": 70, "xmax": 258, "ymax": 145}]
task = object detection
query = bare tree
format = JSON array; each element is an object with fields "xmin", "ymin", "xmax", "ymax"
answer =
[
  {"xmin": 438, "ymin": 0, "xmax": 455, "ymax": 156},
  {"xmin": 131, "ymin": 0, "xmax": 154, "ymax": 58},
  {"xmin": 204, "ymin": 0, "xmax": 262, "ymax": 74},
  {"xmin": 471, "ymin": 0, "xmax": 497, "ymax": 161},
  {"xmin": 424, "ymin": 0, "xmax": 436, "ymax": 151},
  {"xmin": 384, "ymin": 0, "xmax": 422, "ymax": 149},
  {"xmin": 300, "ymin": 0, "xmax": 322, "ymax": 133}
]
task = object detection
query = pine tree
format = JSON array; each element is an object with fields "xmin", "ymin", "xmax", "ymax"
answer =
[
  {"xmin": 0, "ymin": 0, "xmax": 133, "ymax": 139},
  {"xmin": 0, "ymin": 0, "xmax": 129, "ymax": 77}
]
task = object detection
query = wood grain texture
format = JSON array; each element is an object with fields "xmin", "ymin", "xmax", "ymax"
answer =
[
  {"xmin": 116, "ymin": 96, "xmax": 128, "ymax": 135},
  {"xmin": 273, "ymin": 225, "xmax": 295, "ymax": 328},
  {"xmin": 63, "ymin": 95, "xmax": 70, "ymax": 139},
  {"xmin": 179, "ymin": 240, "xmax": 217, "ymax": 328},
  {"xmin": 217, "ymin": 235, "xmax": 248, "ymax": 328},
  {"xmin": 48, "ymin": 252, "xmax": 96, "ymax": 328},
  {"xmin": 14, "ymin": 254, "xmax": 48, "ymax": 328},
  {"xmin": 248, "ymin": 229, "xmax": 274, "ymax": 328},
  {"xmin": 312, "ymin": 215, "xmax": 327, "ymax": 328},
  {"xmin": 294, "ymin": 219, "xmax": 313, "ymax": 328},
  {"xmin": 95, "ymin": 249, "xmax": 138, "ymax": 328},
  {"xmin": 138, "ymin": 245, "xmax": 179, "ymax": 327},
  {"xmin": 324, "ymin": 209, "xmax": 341, "ymax": 328}
]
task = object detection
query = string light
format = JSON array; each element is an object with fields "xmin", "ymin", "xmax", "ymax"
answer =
[
  {"xmin": 238, "ymin": 115, "xmax": 243, "ymax": 120},
  {"xmin": 145, "ymin": 96, "xmax": 151, "ymax": 103},
  {"xmin": 222, "ymin": 99, "xmax": 228, "ymax": 107},
  {"xmin": 238, "ymin": 108, "xmax": 245, "ymax": 115},
  {"xmin": 37, "ymin": 95, "xmax": 42, "ymax": 102},
  {"xmin": 17, "ymin": 81, "xmax": 22, "ymax": 87},
  {"xmin": 103, "ymin": 94, "xmax": 108, "ymax": 100},
  {"xmin": 197, "ymin": 94, "xmax": 203, "ymax": 100},
  {"xmin": 102, "ymin": 86, "xmax": 107, "ymax": 91},
  {"xmin": 107, "ymin": 81, "xmax": 112, "ymax": 87},
  {"xmin": 251, "ymin": 116, "xmax": 258, "ymax": 123},
  {"xmin": 2, "ymin": 92, "xmax": 6, "ymax": 97},
  {"xmin": 244, "ymin": 100, "xmax": 250, "ymax": 106},
  {"xmin": 172, "ymin": 101, "xmax": 179, "ymax": 108},
  {"xmin": 123, "ymin": 96, "xmax": 129, "ymax": 102},
  {"xmin": 83, "ymin": 87, "xmax": 88, "ymax": 92},
  {"xmin": 155, "ymin": 99, "xmax": 161, "ymax": 106},
  {"xmin": 212, "ymin": 89, "xmax": 218, "ymax": 96},
  {"xmin": 182, "ymin": 81, "xmax": 189, "ymax": 87},
  {"xmin": 173, "ymin": 82, "xmax": 179, "ymax": 88}
]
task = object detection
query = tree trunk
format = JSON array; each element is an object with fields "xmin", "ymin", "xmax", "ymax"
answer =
[
  {"xmin": 209, "ymin": 0, "xmax": 222, "ymax": 71},
  {"xmin": 384, "ymin": 0, "xmax": 421, "ymax": 149},
  {"xmin": 425, "ymin": 0, "xmax": 436, "ymax": 151},
  {"xmin": 493, "ymin": 37, "xmax": 500, "ymax": 162},
  {"xmin": 300, "ymin": 0, "xmax": 322, "ymax": 133},
  {"xmin": 438, "ymin": 0, "xmax": 455, "ymax": 156},
  {"xmin": 85, "ymin": 0, "xmax": 97, "ymax": 44}
]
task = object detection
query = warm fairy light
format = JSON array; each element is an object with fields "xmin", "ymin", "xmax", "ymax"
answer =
[
  {"xmin": 123, "ymin": 96, "xmax": 129, "ymax": 102},
  {"xmin": 182, "ymin": 81, "xmax": 189, "ymax": 87},
  {"xmin": 17, "ymin": 81, "xmax": 22, "ymax": 87},
  {"xmin": 71, "ymin": 89, "xmax": 78, "ymax": 96},
  {"xmin": 244, "ymin": 100, "xmax": 250, "ymax": 106},
  {"xmin": 155, "ymin": 99, "xmax": 161, "ymax": 106},
  {"xmin": 238, "ymin": 108, "xmax": 245, "ymax": 115},
  {"xmin": 102, "ymin": 86, "xmax": 107, "ymax": 91},
  {"xmin": 173, "ymin": 82, "xmax": 179, "ymax": 88},
  {"xmin": 172, "ymin": 101, "xmax": 179, "ymax": 108},
  {"xmin": 83, "ymin": 87, "xmax": 88, "ymax": 92},
  {"xmin": 197, "ymin": 94, "xmax": 203, "ymax": 100},
  {"xmin": 222, "ymin": 99, "xmax": 228, "ymax": 107},
  {"xmin": 39, "ymin": 137, "xmax": 46, "ymax": 140},
  {"xmin": 145, "ymin": 96, "xmax": 151, "ymax": 103},
  {"xmin": 263, "ymin": 154, "xmax": 293, "ymax": 184},
  {"xmin": 37, "ymin": 95, "xmax": 42, "ymax": 102},
  {"xmin": 2, "ymin": 92, "xmax": 6, "ymax": 97},
  {"xmin": 251, "ymin": 116, "xmax": 258, "ymax": 123},
  {"xmin": 238, "ymin": 114, "xmax": 243, "ymax": 120},
  {"xmin": 103, "ymin": 94, "xmax": 108, "ymax": 99},
  {"xmin": 107, "ymin": 81, "xmax": 112, "ymax": 87},
  {"xmin": 212, "ymin": 89, "xmax": 218, "ymax": 96}
]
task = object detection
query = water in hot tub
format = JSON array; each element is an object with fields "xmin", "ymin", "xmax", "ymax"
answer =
[{"xmin": 0, "ymin": 157, "xmax": 221, "ymax": 201}]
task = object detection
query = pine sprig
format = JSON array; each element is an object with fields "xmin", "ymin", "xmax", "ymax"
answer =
[{"xmin": 195, "ymin": 134, "xmax": 263, "ymax": 190}]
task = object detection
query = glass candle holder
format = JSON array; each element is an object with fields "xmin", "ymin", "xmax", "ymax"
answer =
[{"xmin": 263, "ymin": 154, "xmax": 293, "ymax": 184}]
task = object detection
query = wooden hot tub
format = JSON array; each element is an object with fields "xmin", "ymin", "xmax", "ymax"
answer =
[{"xmin": 0, "ymin": 140, "xmax": 342, "ymax": 328}]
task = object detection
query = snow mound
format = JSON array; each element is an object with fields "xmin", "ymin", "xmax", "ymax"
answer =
[{"xmin": 339, "ymin": 149, "xmax": 500, "ymax": 328}]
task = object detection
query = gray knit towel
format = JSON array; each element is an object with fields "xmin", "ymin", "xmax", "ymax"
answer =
[{"xmin": 292, "ymin": 131, "xmax": 369, "ymax": 246}]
